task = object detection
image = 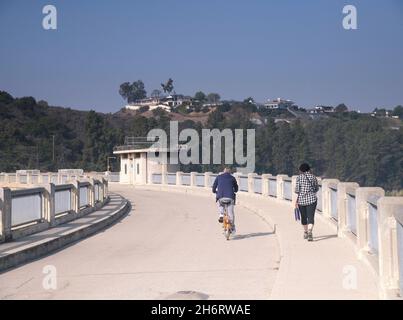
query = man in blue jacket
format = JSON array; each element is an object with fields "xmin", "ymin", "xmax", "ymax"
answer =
[{"xmin": 212, "ymin": 167, "xmax": 239, "ymax": 233}]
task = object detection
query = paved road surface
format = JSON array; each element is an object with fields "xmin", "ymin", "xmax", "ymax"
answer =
[{"xmin": 0, "ymin": 185, "xmax": 279, "ymax": 299}]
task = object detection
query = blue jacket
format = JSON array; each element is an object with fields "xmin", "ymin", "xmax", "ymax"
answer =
[{"xmin": 212, "ymin": 172, "xmax": 239, "ymax": 202}]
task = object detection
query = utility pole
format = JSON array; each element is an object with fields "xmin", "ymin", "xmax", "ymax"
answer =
[
  {"xmin": 36, "ymin": 144, "xmax": 39, "ymax": 169},
  {"xmin": 51, "ymin": 135, "xmax": 55, "ymax": 162}
]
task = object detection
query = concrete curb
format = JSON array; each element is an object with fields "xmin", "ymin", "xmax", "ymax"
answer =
[{"xmin": 0, "ymin": 196, "xmax": 130, "ymax": 273}]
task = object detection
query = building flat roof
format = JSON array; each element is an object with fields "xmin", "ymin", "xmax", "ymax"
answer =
[{"xmin": 113, "ymin": 145, "xmax": 184, "ymax": 154}]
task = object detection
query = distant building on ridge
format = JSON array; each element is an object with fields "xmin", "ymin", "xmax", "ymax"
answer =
[
  {"xmin": 125, "ymin": 94, "xmax": 192, "ymax": 112},
  {"xmin": 264, "ymin": 98, "xmax": 294, "ymax": 110}
]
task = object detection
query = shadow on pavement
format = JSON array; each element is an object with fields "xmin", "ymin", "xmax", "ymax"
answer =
[
  {"xmin": 313, "ymin": 234, "xmax": 338, "ymax": 242},
  {"xmin": 232, "ymin": 231, "xmax": 274, "ymax": 241}
]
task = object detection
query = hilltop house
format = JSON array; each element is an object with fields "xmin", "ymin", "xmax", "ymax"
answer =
[
  {"xmin": 264, "ymin": 98, "xmax": 294, "ymax": 109},
  {"xmin": 308, "ymin": 105, "xmax": 335, "ymax": 114},
  {"xmin": 125, "ymin": 94, "xmax": 192, "ymax": 112}
]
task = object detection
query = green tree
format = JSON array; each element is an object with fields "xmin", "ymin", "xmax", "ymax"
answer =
[
  {"xmin": 119, "ymin": 80, "xmax": 147, "ymax": 103},
  {"xmin": 255, "ymin": 118, "xmax": 276, "ymax": 173},
  {"xmin": 119, "ymin": 82, "xmax": 131, "ymax": 102},
  {"xmin": 335, "ymin": 103, "xmax": 348, "ymax": 113},
  {"xmin": 243, "ymin": 97, "xmax": 255, "ymax": 104},
  {"xmin": 130, "ymin": 115, "xmax": 150, "ymax": 137},
  {"xmin": 206, "ymin": 109, "xmax": 224, "ymax": 129},
  {"xmin": 161, "ymin": 78, "xmax": 174, "ymax": 94},
  {"xmin": 82, "ymin": 110, "xmax": 110, "ymax": 170},
  {"xmin": 271, "ymin": 123, "xmax": 294, "ymax": 175},
  {"xmin": 0, "ymin": 91, "xmax": 14, "ymax": 106},
  {"xmin": 392, "ymin": 105, "xmax": 403, "ymax": 119},
  {"xmin": 194, "ymin": 91, "xmax": 206, "ymax": 103},
  {"xmin": 207, "ymin": 93, "xmax": 221, "ymax": 104},
  {"xmin": 151, "ymin": 89, "xmax": 162, "ymax": 99}
]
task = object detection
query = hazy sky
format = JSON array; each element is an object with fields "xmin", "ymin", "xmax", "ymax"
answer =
[{"xmin": 1, "ymin": 0, "xmax": 402, "ymax": 113}]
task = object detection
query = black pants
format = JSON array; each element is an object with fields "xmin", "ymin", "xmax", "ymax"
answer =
[{"xmin": 298, "ymin": 201, "xmax": 317, "ymax": 226}]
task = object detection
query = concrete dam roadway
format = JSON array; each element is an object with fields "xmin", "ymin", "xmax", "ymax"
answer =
[{"xmin": 0, "ymin": 184, "xmax": 279, "ymax": 299}]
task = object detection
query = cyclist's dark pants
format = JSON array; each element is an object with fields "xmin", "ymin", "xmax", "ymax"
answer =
[{"xmin": 298, "ymin": 201, "xmax": 317, "ymax": 225}]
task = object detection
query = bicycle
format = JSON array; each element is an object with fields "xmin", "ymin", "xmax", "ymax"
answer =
[{"xmin": 219, "ymin": 198, "xmax": 233, "ymax": 240}]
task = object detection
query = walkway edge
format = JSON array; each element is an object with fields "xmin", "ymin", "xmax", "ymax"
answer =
[{"xmin": 0, "ymin": 196, "xmax": 130, "ymax": 273}]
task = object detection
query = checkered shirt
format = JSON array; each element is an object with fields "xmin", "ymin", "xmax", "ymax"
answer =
[{"xmin": 295, "ymin": 173, "xmax": 319, "ymax": 206}]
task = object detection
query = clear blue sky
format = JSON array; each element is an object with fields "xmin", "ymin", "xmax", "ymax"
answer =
[{"xmin": 1, "ymin": 0, "xmax": 402, "ymax": 113}]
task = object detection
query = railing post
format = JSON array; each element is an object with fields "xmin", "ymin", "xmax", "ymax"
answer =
[
  {"xmin": 98, "ymin": 180, "xmax": 104, "ymax": 201},
  {"xmin": 396, "ymin": 210, "xmax": 403, "ymax": 298},
  {"xmin": 72, "ymin": 180, "xmax": 80, "ymax": 214},
  {"xmin": 261, "ymin": 174, "xmax": 270, "ymax": 196},
  {"xmin": 190, "ymin": 172, "xmax": 197, "ymax": 187},
  {"xmin": 102, "ymin": 178, "xmax": 108, "ymax": 199},
  {"xmin": 321, "ymin": 179, "xmax": 340, "ymax": 219},
  {"xmin": 176, "ymin": 171, "xmax": 183, "ymax": 186},
  {"xmin": 355, "ymin": 187, "xmax": 385, "ymax": 256},
  {"xmin": 204, "ymin": 172, "xmax": 212, "ymax": 190},
  {"xmin": 27, "ymin": 172, "xmax": 32, "ymax": 184},
  {"xmin": 15, "ymin": 171, "xmax": 21, "ymax": 184},
  {"xmin": 4, "ymin": 173, "xmax": 10, "ymax": 184},
  {"xmin": 44, "ymin": 183, "xmax": 56, "ymax": 226},
  {"xmin": 291, "ymin": 175, "xmax": 298, "ymax": 205},
  {"xmin": 276, "ymin": 175, "xmax": 287, "ymax": 200},
  {"xmin": 266, "ymin": 174, "xmax": 274, "ymax": 196},
  {"xmin": 248, "ymin": 173, "xmax": 257, "ymax": 194},
  {"xmin": 337, "ymin": 182, "xmax": 359, "ymax": 237},
  {"xmin": 89, "ymin": 179, "xmax": 96, "ymax": 207},
  {"xmin": 161, "ymin": 171, "xmax": 167, "ymax": 185},
  {"xmin": 0, "ymin": 187, "xmax": 12, "ymax": 242},
  {"xmin": 377, "ymin": 197, "xmax": 403, "ymax": 298}
]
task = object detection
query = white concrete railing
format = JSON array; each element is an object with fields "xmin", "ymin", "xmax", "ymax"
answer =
[
  {"xmin": 149, "ymin": 171, "xmax": 403, "ymax": 299},
  {"xmin": 0, "ymin": 175, "xmax": 109, "ymax": 243},
  {"xmin": 0, "ymin": 171, "xmax": 120, "ymax": 185}
]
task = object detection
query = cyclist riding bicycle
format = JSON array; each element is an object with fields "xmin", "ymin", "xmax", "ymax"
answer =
[{"xmin": 212, "ymin": 167, "xmax": 239, "ymax": 234}]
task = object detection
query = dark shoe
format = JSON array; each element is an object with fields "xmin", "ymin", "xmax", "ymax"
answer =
[
  {"xmin": 304, "ymin": 232, "xmax": 308, "ymax": 240},
  {"xmin": 218, "ymin": 216, "xmax": 223, "ymax": 223},
  {"xmin": 307, "ymin": 231, "xmax": 313, "ymax": 241}
]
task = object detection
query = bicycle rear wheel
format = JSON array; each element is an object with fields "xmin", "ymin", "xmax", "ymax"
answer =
[
  {"xmin": 223, "ymin": 215, "xmax": 231, "ymax": 240},
  {"xmin": 225, "ymin": 228, "xmax": 231, "ymax": 240}
]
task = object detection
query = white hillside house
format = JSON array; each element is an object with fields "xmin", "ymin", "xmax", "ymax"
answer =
[{"xmin": 125, "ymin": 94, "xmax": 192, "ymax": 112}]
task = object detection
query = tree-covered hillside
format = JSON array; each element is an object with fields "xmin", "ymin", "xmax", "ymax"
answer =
[
  {"xmin": 0, "ymin": 91, "xmax": 124, "ymax": 171},
  {"xmin": 0, "ymin": 91, "xmax": 402, "ymax": 192}
]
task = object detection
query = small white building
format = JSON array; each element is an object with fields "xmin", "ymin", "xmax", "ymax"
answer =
[
  {"xmin": 316, "ymin": 106, "xmax": 334, "ymax": 113},
  {"xmin": 264, "ymin": 98, "xmax": 294, "ymax": 109},
  {"xmin": 113, "ymin": 137, "xmax": 179, "ymax": 185},
  {"xmin": 164, "ymin": 94, "xmax": 192, "ymax": 108}
]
